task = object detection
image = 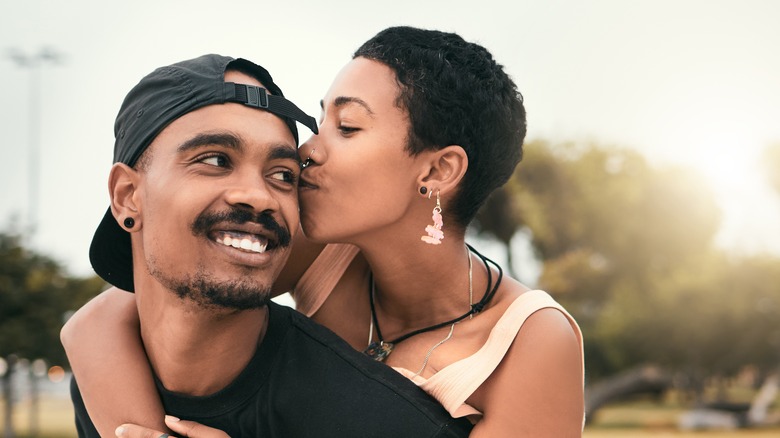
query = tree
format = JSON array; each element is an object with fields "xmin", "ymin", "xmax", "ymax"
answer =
[
  {"xmin": 595, "ymin": 251, "xmax": 780, "ymax": 401},
  {"xmin": 473, "ymin": 186, "xmax": 522, "ymax": 278},
  {"xmin": 506, "ymin": 140, "xmax": 733, "ymax": 376},
  {"xmin": 0, "ymin": 231, "xmax": 104, "ymax": 437},
  {"xmin": 486, "ymin": 139, "xmax": 780, "ymax": 420}
]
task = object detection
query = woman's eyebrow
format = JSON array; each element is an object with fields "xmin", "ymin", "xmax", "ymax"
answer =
[{"xmin": 323, "ymin": 96, "xmax": 375, "ymax": 116}]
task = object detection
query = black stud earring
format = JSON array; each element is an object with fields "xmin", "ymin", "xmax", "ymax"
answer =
[
  {"xmin": 419, "ymin": 186, "xmax": 428, "ymax": 195},
  {"xmin": 123, "ymin": 217, "xmax": 135, "ymax": 229}
]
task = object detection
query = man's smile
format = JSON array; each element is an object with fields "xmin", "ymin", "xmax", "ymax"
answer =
[{"xmin": 213, "ymin": 231, "xmax": 268, "ymax": 254}]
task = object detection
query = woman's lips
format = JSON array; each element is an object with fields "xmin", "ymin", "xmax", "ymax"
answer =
[{"xmin": 299, "ymin": 176, "xmax": 318, "ymax": 190}]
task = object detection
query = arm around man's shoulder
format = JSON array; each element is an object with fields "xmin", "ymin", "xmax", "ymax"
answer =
[
  {"xmin": 60, "ymin": 287, "xmax": 167, "ymax": 437},
  {"xmin": 271, "ymin": 227, "xmax": 325, "ymax": 295}
]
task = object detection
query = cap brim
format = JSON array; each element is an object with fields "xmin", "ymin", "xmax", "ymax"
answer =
[{"xmin": 89, "ymin": 208, "xmax": 135, "ymax": 292}]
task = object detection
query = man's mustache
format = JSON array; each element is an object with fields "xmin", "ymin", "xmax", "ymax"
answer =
[{"xmin": 191, "ymin": 208, "xmax": 292, "ymax": 248}]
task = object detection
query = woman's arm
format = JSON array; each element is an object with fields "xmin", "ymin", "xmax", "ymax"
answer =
[
  {"xmin": 271, "ymin": 227, "xmax": 325, "ymax": 295},
  {"xmin": 61, "ymin": 287, "xmax": 167, "ymax": 437},
  {"xmin": 470, "ymin": 308, "xmax": 584, "ymax": 437}
]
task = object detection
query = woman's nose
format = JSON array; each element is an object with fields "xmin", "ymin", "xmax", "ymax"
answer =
[{"xmin": 299, "ymin": 137, "xmax": 319, "ymax": 169}]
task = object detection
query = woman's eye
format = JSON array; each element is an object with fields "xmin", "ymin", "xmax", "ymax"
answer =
[
  {"xmin": 270, "ymin": 170, "xmax": 297, "ymax": 184},
  {"xmin": 338, "ymin": 125, "xmax": 359, "ymax": 134},
  {"xmin": 199, "ymin": 154, "xmax": 228, "ymax": 167}
]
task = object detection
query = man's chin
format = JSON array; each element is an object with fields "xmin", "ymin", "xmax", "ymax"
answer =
[
  {"xmin": 200, "ymin": 291, "xmax": 271, "ymax": 311},
  {"xmin": 156, "ymin": 273, "xmax": 271, "ymax": 311},
  {"xmin": 147, "ymin": 259, "xmax": 274, "ymax": 310},
  {"xmin": 189, "ymin": 279, "xmax": 272, "ymax": 310}
]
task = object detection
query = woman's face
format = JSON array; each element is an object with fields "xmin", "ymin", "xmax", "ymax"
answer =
[{"xmin": 298, "ymin": 57, "xmax": 425, "ymax": 244}]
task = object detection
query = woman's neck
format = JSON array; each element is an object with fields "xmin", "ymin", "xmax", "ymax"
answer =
[{"xmin": 354, "ymin": 230, "xmax": 484, "ymax": 335}]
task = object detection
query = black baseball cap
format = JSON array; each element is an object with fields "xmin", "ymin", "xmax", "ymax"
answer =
[{"xmin": 89, "ymin": 54, "xmax": 318, "ymax": 292}]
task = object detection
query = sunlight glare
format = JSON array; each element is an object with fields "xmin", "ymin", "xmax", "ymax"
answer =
[{"xmin": 663, "ymin": 108, "xmax": 780, "ymax": 253}]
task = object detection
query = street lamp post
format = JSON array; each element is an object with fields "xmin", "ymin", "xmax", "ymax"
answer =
[{"xmin": 6, "ymin": 47, "xmax": 63, "ymax": 240}]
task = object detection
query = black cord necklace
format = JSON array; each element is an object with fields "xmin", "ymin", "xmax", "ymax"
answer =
[{"xmin": 363, "ymin": 244, "xmax": 503, "ymax": 362}]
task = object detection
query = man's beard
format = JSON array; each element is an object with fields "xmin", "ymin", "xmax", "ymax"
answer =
[
  {"xmin": 145, "ymin": 207, "xmax": 290, "ymax": 310},
  {"xmin": 149, "ymin": 262, "xmax": 272, "ymax": 310}
]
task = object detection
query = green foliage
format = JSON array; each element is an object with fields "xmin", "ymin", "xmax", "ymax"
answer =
[
  {"xmin": 515, "ymin": 141, "xmax": 720, "ymax": 269},
  {"xmin": 475, "ymin": 187, "xmax": 519, "ymax": 245},
  {"xmin": 474, "ymin": 186, "xmax": 524, "ymax": 277},
  {"xmin": 496, "ymin": 140, "xmax": 780, "ymax": 382},
  {"xmin": 0, "ymin": 232, "xmax": 105, "ymax": 368}
]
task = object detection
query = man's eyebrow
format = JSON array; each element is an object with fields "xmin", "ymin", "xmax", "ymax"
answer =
[
  {"xmin": 323, "ymin": 96, "xmax": 375, "ymax": 116},
  {"xmin": 268, "ymin": 145, "xmax": 301, "ymax": 163},
  {"xmin": 177, "ymin": 132, "xmax": 242, "ymax": 153}
]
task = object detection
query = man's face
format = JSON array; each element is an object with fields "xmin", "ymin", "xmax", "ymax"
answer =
[{"xmin": 130, "ymin": 71, "xmax": 300, "ymax": 310}]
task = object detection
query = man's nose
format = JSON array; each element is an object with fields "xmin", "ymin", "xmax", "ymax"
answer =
[{"xmin": 223, "ymin": 170, "xmax": 279, "ymax": 213}]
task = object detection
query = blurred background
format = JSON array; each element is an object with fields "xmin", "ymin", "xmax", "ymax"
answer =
[{"xmin": 1, "ymin": 0, "xmax": 779, "ymax": 436}]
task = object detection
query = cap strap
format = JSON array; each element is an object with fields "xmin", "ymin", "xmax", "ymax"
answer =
[{"xmin": 225, "ymin": 83, "xmax": 318, "ymax": 135}]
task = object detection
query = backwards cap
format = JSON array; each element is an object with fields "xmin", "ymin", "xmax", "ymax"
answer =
[{"xmin": 90, "ymin": 54, "xmax": 317, "ymax": 291}]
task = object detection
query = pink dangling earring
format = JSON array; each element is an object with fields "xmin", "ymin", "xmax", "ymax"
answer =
[{"xmin": 421, "ymin": 191, "xmax": 444, "ymax": 245}]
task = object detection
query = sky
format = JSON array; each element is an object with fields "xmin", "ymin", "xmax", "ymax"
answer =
[{"xmin": 1, "ymin": 0, "xmax": 779, "ymax": 277}]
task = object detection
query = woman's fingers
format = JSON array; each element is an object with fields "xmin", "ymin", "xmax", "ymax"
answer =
[
  {"xmin": 113, "ymin": 417, "xmax": 229, "ymax": 438},
  {"xmin": 115, "ymin": 423, "xmax": 172, "ymax": 438},
  {"xmin": 165, "ymin": 416, "xmax": 230, "ymax": 438}
]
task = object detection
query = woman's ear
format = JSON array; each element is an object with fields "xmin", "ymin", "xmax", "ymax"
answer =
[
  {"xmin": 108, "ymin": 163, "xmax": 142, "ymax": 231},
  {"xmin": 417, "ymin": 145, "xmax": 468, "ymax": 196}
]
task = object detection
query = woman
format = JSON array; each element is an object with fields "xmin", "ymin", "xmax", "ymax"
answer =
[{"xmin": 63, "ymin": 26, "xmax": 585, "ymax": 437}]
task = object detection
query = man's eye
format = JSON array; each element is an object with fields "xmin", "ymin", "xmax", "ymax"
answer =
[
  {"xmin": 199, "ymin": 154, "xmax": 228, "ymax": 167},
  {"xmin": 270, "ymin": 170, "xmax": 297, "ymax": 184}
]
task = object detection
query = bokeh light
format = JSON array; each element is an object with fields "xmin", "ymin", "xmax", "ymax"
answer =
[{"xmin": 47, "ymin": 365, "xmax": 65, "ymax": 383}]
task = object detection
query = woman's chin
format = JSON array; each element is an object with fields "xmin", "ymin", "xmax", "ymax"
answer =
[{"xmin": 300, "ymin": 220, "xmax": 329, "ymax": 244}]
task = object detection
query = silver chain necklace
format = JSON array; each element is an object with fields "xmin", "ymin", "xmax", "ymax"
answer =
[{"xmin": 366, "ymin": 248, "xmax": 474, "ymax": 378}]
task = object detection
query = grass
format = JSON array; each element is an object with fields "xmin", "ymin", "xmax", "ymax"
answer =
[
  {"xmin": 585, "ymin": 431, "xmax": 780, "ymax": 437},
  {"xmin": 1, "ymin": 396, "xmax": 77, "ymax": 437},
  {"xmin": 2, "ymin": 393, "xmax": 779, "ymax": 437},
  {"xmin": 584, "ymin": 397, "xmax": 780, "ymax": 437}
]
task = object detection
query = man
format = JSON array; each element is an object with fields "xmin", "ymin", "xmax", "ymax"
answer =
[{"xmin": 70, "ymin": 54, "xmax": 471, "ymax": 437}]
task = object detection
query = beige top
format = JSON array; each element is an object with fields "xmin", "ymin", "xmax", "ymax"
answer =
[{"xmin": 294, "ymin": 243, "xmax": 585, "ymax": 420}]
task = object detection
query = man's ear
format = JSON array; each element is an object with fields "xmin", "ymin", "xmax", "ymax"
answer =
[
  {"xmin": 417, "ymin": 145, "xmax": 468, "ymax": 197},
  {"xmin": 108, "ymin": 163, "xmax": 142, "ymax": 231}
]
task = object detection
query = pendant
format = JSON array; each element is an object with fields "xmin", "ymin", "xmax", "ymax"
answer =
[{"xmin": 363, "ymin": 341, "xmax": 394, "ymax": 362}]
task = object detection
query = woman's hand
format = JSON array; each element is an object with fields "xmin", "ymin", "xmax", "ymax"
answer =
[{"xmin": 115, "ymin": 416, "xmax": 230, "ymax": 438}]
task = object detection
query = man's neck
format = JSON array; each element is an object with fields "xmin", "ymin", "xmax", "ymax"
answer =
[{"xmin": 136, "ymin": 289, "xmax": 269, "ymax": 396}]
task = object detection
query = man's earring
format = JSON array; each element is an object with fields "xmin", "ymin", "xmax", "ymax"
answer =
[
  {"xmin": 419, "ymin": 186, "xmax": 428, "ymax": 195},
  {"xmin": 123, "ymin": 217, "xmax": 135, "ymax": 229},
  {"xmin": 421, "ymin": 191, "xmax": 443, "ymax": 245}
]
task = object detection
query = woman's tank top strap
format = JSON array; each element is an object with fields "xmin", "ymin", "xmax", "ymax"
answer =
[
  {"xmin": 293, "ymin": 243, "xmax": 361, "ymax": 317},
  {"xmin": 406, "ymin": 290, "xmax": 584, "ymax": 419}
]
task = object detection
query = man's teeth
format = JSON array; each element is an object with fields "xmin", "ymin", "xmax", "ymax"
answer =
[{"xmin": 216, "ymin": 234, "xmax": 268, "ymax": 253}]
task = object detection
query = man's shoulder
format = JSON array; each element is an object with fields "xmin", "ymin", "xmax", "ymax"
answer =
[
  {"xmin": 267, "ymin": 302, "xmax": 472, "ymax": 436},
  {"xmin": 271, "ymin": 301, "xmax": 378, "ymax": 369}
]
